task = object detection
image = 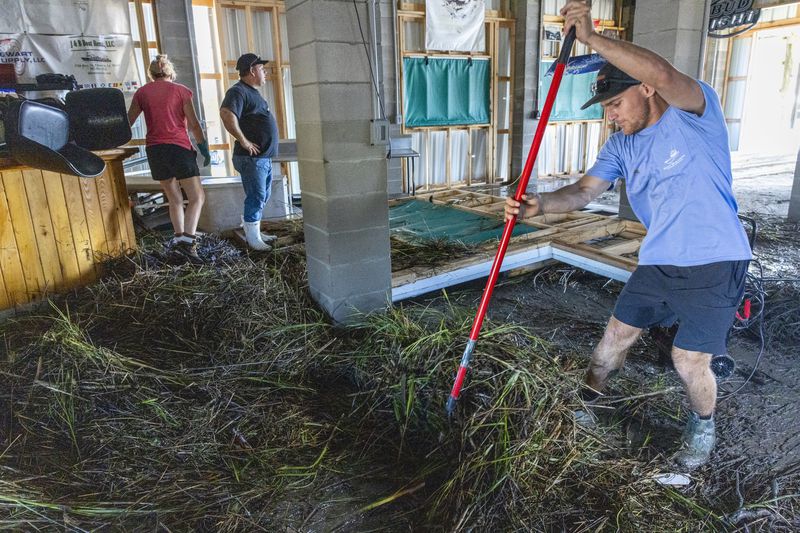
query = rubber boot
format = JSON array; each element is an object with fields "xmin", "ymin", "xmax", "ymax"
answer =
[
  {"xmin": 243, "ymin": 220, "xmax": 271, "ymax": 251},
  {"xmin": 673, "ymin": 412, "xmax": 715, "ymax": 470}
]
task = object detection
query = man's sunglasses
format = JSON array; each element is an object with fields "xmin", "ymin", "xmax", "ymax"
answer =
[{"xmin": 590, "ymin": 78, "xmax": 641, "ymax": 96}]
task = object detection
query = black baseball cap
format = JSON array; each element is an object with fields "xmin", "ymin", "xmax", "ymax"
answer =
[
  {"xmin": 580, "ymin": 63, "xmax": 641, "ymax": 110},
  {"xmin": 236, "ymin": 53, "xmax": 268, "ymax": 72}
]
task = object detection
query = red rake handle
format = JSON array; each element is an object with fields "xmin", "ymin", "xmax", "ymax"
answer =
[{"xmin": 446, "ymin": 28, "xmax": 577, "ymax": 416}]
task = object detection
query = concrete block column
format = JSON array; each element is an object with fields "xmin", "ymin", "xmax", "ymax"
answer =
[
  {"xmin": 286, "ymin": 0, "xmax": 391, "ymax": 324},
  {"xmin": 153, "ymin": 1, "xmax": 208, "ymax": 175},
  {"xmin": 632, "ymin": 0, "xmax": 706, "ymax": 75},
  {"xmin": 152, "ymin": 1, "xmax": 201, "ymax": 113},
  {"xmin": 510, "ymin": 0, "xmax": 542, "ymax": 188}
]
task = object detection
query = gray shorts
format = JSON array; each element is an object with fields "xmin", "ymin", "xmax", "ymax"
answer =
[{"xmin": 613, "ymin": 261, "xmax": 749, "ymax": 354}]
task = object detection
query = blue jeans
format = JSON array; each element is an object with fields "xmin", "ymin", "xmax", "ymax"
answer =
[{"xmin": 232, "ymin": 155, "xmax": 273, "ymax": 222}]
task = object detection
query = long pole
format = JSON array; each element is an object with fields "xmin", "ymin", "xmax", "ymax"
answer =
[{"xmin": 446, "ymin": 28, "xmax": 577, "ymax": 416}]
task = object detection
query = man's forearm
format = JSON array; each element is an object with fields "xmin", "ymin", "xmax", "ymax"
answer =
[
  {"xmin": 220, "ymin": 110, "xmax": 247, "ymax": 143},
  {"xmin": 586, "ymin": 32, "xmax": 674, "ymax": 89},
  {"xmin": 540, "ymin": 183, "xmax": 595, "ymax": 214}
]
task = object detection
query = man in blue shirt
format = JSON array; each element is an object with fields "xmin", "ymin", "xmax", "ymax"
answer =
[
  {"xmin": 505, "ymin": 0, "xmax": 751, "ymax": 470},
  {"xmin": 221, "ymin": 53, "xmax": 280, "ymax": 251}
]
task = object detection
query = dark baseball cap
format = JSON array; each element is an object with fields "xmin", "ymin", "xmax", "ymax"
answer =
[
  {"xmin": 236, "ymin": 53, "xmax": 268, "ymax": 72},
  {"xmin": 580, "ymin": 63, "xmax": 641, "ymax": 110}
]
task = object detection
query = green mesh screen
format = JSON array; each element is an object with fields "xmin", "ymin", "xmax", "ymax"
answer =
[
  {"xmin": 403, "ymin": 57, "xmax": 490, "ymax": 127},
  {"xmin": 389, "ymin": 199, "xmax": 537, "ymax": 245}
]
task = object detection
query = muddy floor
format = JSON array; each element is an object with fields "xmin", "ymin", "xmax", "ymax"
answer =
[{"xmin": 418, "ymin": 163, "xmax": 800, "ymax": 526}]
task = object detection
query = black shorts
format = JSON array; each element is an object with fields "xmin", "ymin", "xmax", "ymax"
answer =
[
  {"xmin": 146, "ymin": 143, "xmax": 199, "ymax": 181},
  {"xmin": 613, "ymin": 260, "xmax": 749, "ymax": 354}
]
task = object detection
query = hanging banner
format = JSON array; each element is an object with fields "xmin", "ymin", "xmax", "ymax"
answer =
[
  {"xmin": 426, "ymin": 0, "xmax": 486, "ymax": 52},
  {"xmin": 0, "ymin": 0, "xmax": 24, "ymax": 33},
  {"xmin": 0, "ymin": 33, "xmax": 139, "ymax": 90},
  {"xmin": 21, "ymin": 0, "xmax": 131, "ymax": 36},
  {"xmin": 0, "ymin": 0, "xmax": 138, "ymax": 89},
  {"xmin": 539, "ymin": 59, "xmax": 603, "ymax": 121}
]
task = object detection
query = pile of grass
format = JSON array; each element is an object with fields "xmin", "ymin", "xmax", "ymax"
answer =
[
  {"xmin": 0, "ymin": 238, "xmax": 760, "ymax": 530},
  {"xmin": 390, "ymin": 236, "xmax": 479, "ymax": 272},
  {"xmin": 763, "ymin": 283, "xmax": 800, "ymax": 348}
]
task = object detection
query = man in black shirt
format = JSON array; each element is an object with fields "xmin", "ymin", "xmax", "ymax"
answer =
[{"xmin": 220, "ymin": 52, "xmax": 280, "ymax": 250}]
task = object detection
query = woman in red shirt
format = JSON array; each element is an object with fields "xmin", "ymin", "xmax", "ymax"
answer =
[{"xmin": 127, "ymin": 55, "xmax": 210, "ymax": 260}]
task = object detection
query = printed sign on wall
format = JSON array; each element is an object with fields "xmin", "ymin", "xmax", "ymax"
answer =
[
  {"xmin": 426, "ymin": 0, "xmax": 486, "ymax": 52},
  {"xmin": 0, "ymin": 0, "xmax": 139, "ymax": 90}
]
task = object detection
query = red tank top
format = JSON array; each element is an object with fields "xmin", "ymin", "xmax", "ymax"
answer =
[{"xmin": 132, "ymin": 80, "xmax": 193, "ymax": 151}]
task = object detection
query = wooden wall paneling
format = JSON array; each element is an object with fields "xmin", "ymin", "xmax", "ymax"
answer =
[
  {"xmin": 23, "ymin": 169, "xmax": 65, "ymax": 292},
  {"xmin": 2, "ymin": 170, "xmax": 45, "ymax": 300},
  {"xmin": 80, "ymin": 176, "xmax": 109, "ymax": 258},
  {"xmin": 270, "ymin": 6, "xmax": 287, "ymax": 138},
  {"xmin": 0, "ymin": 174, "xmax": 24, "ymax": 307},
  {"xmin": 0, "ymin": 246, "xmax": 9, "ymax": 309},
  {"xmin": 94, "ymin": 170, "xmax": 124, "ymax": 255},
  {"xmin": 445, "ymin": 129, "xmax": 451, "ymax": 187},
  {"xmin": 107, "ymin": 160, "xmax": 136, "ymax": 249},
  {"xmin": 41, "ymin": 171, "xmax": 83, "ymax": 290},
  {"xmin": 61, "ymin": 174, "xmax": 97, "ymax": 282},
  {"xmin": 42, "ymin": 171, "xmax": 81, "ymax": 288}
]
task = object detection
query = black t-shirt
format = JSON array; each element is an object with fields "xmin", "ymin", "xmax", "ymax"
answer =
[{"xmin": 220, "ymin": 81, "xmax": 279, "ymax": 158}]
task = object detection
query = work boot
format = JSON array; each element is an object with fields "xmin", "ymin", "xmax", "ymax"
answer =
[
  {"xmin": 174, "ymin": 239, "xmax": 202, "ymax": 264},
  {"xmin": 243, "ymin": 220, "xmax": 272, "ymax": 251},
  {"xmin": 673, "ymin": 412, "xmax": 715, "ymax": 470}
]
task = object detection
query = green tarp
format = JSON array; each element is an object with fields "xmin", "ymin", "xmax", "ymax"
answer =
[
  {"xmin": 389, "ymin": 199, "xmax": 537, "ymax": 245},
  {"xmin": 403, "ymin": 57, "xmax": 490, "ymax": 127}
]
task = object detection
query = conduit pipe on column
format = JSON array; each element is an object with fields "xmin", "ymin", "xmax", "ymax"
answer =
[
  {"xmin": 367, "ymin": 0, "xmax": 381, "ymax": 121},
  {"xmin": 698, "ymin": 0, "xmax": 712, "ymax": 79},
  {"xmin": 392, "ymin": 0, "xmax": 401, "ymax": 124}
]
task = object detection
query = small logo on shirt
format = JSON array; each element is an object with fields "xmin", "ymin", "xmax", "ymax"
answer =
[{"xmin": 663, "ymin": 148, "xmax": 686, "ymax": 170}]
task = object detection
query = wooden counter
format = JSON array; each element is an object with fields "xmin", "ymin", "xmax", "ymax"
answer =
[{"xmin": 0, "ymin": 148, "xmax": 137, "ymax": 310}]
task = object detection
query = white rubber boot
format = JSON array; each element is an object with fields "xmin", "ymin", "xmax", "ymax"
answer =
[{"xmin": 243, "ymin": 220, "xmax": 271, "ymax": 251}]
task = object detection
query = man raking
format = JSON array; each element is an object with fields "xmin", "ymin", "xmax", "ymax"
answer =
[{"xmin": 505, "ymin": 0, "xmax": 752, "ymax": 470}]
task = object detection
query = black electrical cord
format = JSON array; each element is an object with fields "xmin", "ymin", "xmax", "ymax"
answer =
[
  {"xmin": 719, "ymin": 258, "xmax": 767, "ymax": 400},
  {"xmin": 352, "ymin": 0, "xmax": 387, "ymax": 121}
]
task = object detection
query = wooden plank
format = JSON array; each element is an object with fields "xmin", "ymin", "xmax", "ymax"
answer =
[
  {"xmin": 2, "ymin": 170, "xmax": 45, "ymax": 300},
  {"xmin": 270, "ymin": 6, "xmax": 287, "ymax": 138},
  {"xmin": 474, "ymin": 202, "xmax": 509, "ymax": 214},
  {"xmin": 106, "ymin": 160, "xmax": 136, "ymax": 250},
  {"xmin": 61, "ymin": 174, "xmax": 97, "ymax": 282},
  {"xmin": 23, "ymin": 169, "xmax": 65, "ymax": 292},
  {"xmin": 553, "ymin": 241, "xmax": 638, "ymax": 271},
  {"xmin": 41, "ymin": 171, "xmax": 83, "ymax": 290},
  {"xmin": 94, "ymin": 171, "xmax": 124, "ymax": 255},
  {"xmin": 599, "ymin": 238, "xmax": 642, "ymax": 256},
  {"xmin": 0, "ymin": 175, "xmax": 25, "ymax": 307},
  {"xmin": 507, "ymin": 226, "xmax": 561, "ymax": 244},
  {"xmin": 622, "ymin": 220, "xmax": 647, "ymax": 235},
  {"xmin": 391, "ymin": 239, "xmax": 552, "ymax": 286},
  {"xmin": 80, "ymin": 176, "xmax": 109, "ymax": 258},
  {"xmin": 95, "ymin": 165, "xmax": 127, "ymax": 255},
  {"xmin": 0, "ymin": 248, "xmax": 10, "ymax": 309},
  {"xmin": 552, "ymin": 219, "xmax": 628, "ymax": 245}
]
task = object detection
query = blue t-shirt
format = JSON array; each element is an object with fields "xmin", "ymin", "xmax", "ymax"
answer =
[{"xmin": 587, "ymin": 80, "xmax": 752, "ymax": 266}]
